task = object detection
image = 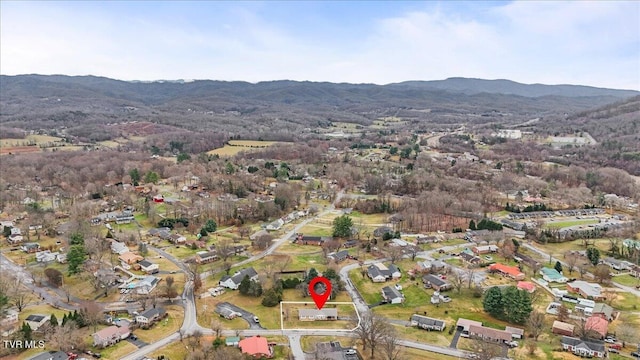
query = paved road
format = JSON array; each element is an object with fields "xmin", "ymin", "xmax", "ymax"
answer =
[
  {"xmin": 0, "ymin": 252, "xmax": 77, "ymax": 311},
  {"xmin": 288, "ymin": 334, "xmax": 305, "ymax": 359}
]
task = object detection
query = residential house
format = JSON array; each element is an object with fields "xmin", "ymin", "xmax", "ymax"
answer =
[
  {"xmin": 516, "ymin": 281, "xmax": 536, "ymax": 293},
  {"xmin": 373, "ymin": 226, "xmax": 393, "ymax": 238},
  {"xmin": 25, "ymin": 314, "xmax": 50, "ymax": 331},
  {"xmin": 328, "ymin": 250, "xmax": 349, "ymax": 263},
  {"xmin": 239, "ymin": 335, "xmax": 272, "ymax": 358},
  {"xmin": 601, "ymin": 257, "xmax": 630, "ymax": 271},
  {"xmin": 56, "ymin": 253, "xmax": 67, "ymax": 263},
  {"xmin": 416, "ymin": 260, "xmax": 447, "ymax": 273},
  {"xmin": 185, "ymin": 240, "xmax": 207, "ymax": 249},
  {"xmin": 135, "ymin": 307, "xmax": 166, "ymax": 327},
  {"xmin": 28, "ymin": 351, "xmax": 70, "ymax": 360},
  {"xmin": 147, "ymin": 227, "xmax": 171, "ymax": 239},
  {"xmin": 93, "ymin": 325, "xmax": 131, "ymax": 347},
  {"xmin": 631, "ymin": 264, "xmax": 640, "ymax": 278},
  {"xmin": 152, "ymin": 195, "xmax": 164, "ymax": 203},
  {"xmin": 422, "ymin": 274, "xmax": 452, "ymax": 291},
  {"xmin": 216, "ymin": 306, "xmax": 240, "ymax": 320},
  {"xmin": 381, "ymin": 286, "xmax": 404, "ymax": 304},
  {"xmin": 195, "ymin": 251, "xmax": 218, "ymax": 264},
  {"xmin": 567, "ymin": 281, "xmax": 603, "ymax": 300},
  {"xmin": 298, "ymin": 308, "xmax": 338, "ymax": 321},
  {"xmin": 139, "ymin": 260, "xmax": 159, "ymax": 274},
  {"xmin": 21, "ymin": 242, "xmax": 40, "ymax": 253},
  {"xmin": 124, "ymin": 275, "xmax": 160, "ymax": 295},
  {"xmin": 460, "ymin": 252, "xmax": 481, "ymax": 266},
  {"xmin": 592, "ymin": 303, "xmax": 615, "ymax": 321},
  {"xmin": 226, "ymin": 336, "xmax": 240, "ymax": 347},
  {"xmin": 473, "ymin": 245, "xmax": 499, "ymax": 255},
  {"xmin": 539, "ymin": 267, "xmax": 568, "ymax": 283},
  {"xmin": 250, "ymin": 229, "xmax": 269, "ymax": 241},
  {"xmin": 168, "ymin": 234, "xmax": 186, "ymax": 244},
  {"xmin": 295, "ymin": 234, "xmax": 329, "ymax": 246},
  {"xmin": 561, "ymin": 336, "xmax": 605, "ymax": 358},
  {"xmin": 416, "ymin": 235, "xmax": 439, "ymax": 244},
  {"xmin": 35, "ymin": 250, "xmax": 59, "ymax": 263},
  {"xmin": 366, "ymin": 263, "xmax": 401, "ymax": 282},
  {"xmin": 390, "ymin": 238, "xmax": 409, "ymax": 247},
  {"xmin": 115, "ymin": 213, "xmax": 135, "ymax": 224},
  {"xmin": 266, "ymin": 219, "xmax": 284, "ymax": 231},
  {"xmin": 7, "ymin": 233, "xmax": 24, "ymax": 244},
  {"xmin": 410, "ymin": 315, "xmax": 446, "ymax": 331},
  {"xmin": 119, "ymin": 252, "xmax": 143, "ymax": 265},
  {"xmin": 505, "ymin": 326, "xmax": 524, "ymax": 340},
  {"xmin": 489, "ymin": 263, "xmax": 525, "ymax": 281},
  {"xmin": 111, "ymin": 241, "xmax": 129, "ymax": 255},
  {"xmin": 552, "ymin": 321, "xmax": 575, "ymax": 336},
  {"xmin": 1, "ymin": 308, "xmax": 19, "ymax": 327},
  {"xmin": 585, "ymin": 316, "xmax": 608, "ymax": 339},
  {"xmin": 219, "ymin": 268, "xmax": 259, "ymax": 290},
  {"xmin": 343, "ymin": 240, "xmax": 357, "ymax": 248},
  {"xmin": 468, "ymin": 324, "xmax": 512, "ymax": 343},
  {"xmin": 456, "ymin": 318, "xmax": 483, "ymax": 338}
]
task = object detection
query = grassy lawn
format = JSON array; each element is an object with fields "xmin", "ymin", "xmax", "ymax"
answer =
[
  {"xmin": 349, "ymin": 269, "xmax": 384, "ymax": 304},
  {"xmin": 444, "ymin": 258, "xmax": 462, "ymax": 267},
  {"xmin": 543, "ymin": 219, "xmax": 599, "ymax": 229},
  {"xmin": 532, "ymin": 238, "xmax": 612, "ymax": 259},
  {"xmin": 133, "ymin": 305, "xmax": 183, "ymax": 343},
  {"xmin": 93, "ymin": 340, "xmax": 138, "ymax": 359},
  {"xmin": 612, "ymin": 274, "xmax": 640, "ymax": 287},
  {"xmin": 611, "ymin": 291, "xmax": 640, "ymax": 311},
  {"xmin": 394, "ymin": 324, "xmax": 452, "ymax": 347},
  {"xmin": 297, "ymin": 223, "xmax": 332, "ymax": 236}
]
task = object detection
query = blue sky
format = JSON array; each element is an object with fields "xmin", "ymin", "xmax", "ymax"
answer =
[{"xmin": 1, "ymin": 1, "xmax": 638, "ymax": 89}]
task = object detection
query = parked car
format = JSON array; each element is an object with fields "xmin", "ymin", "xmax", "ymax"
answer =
[
  {"xmin": 394, "ymin": 284, "xmax": 403, "ymax": 291},
  {"xmin": 608, "ymin": 348, "xmax": 620, "ymax": 354},
  {"xmin": 483, "ymin": 255, "xmax": 493, "ymax": 261},
  {"xmin": 604, "ymin": 337, "xmax": 617, "ymax": 343},
  {"xmin": 631, "ymin": 351, "xmax": 640, "ymax": 358},
  {"xmin": 344, "ymin": 349, "xmax": 357, "ymax": 355},
  {"xmin": 253, "ymin": 316, "xmax": 259, "ymax": 323},
  {"xmin": 440, "ymin": 295, "xmax": 452, "ymax": 303},
  {"xmin": 507, "ymin": 341, "xmax": 518, "ymax": 348},
  {"xmin": 129, "ymin": 334, "xmax": 138, "ymax": 341}
]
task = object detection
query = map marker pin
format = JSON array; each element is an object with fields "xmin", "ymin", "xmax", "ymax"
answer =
[{"xmin": 309, "ymin": 276, "xmax": 332, "ymax": 310}]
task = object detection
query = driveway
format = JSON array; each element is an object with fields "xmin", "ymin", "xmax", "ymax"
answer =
[
  {"xmin": 216, "ymin": 302, "xmax": 264, "ymax": 330},
  {"xmin": 126, "ymin": 337, "xmax": 148, "ymax": 348},
  {"xmin": 450, "ymin": 328, "xmax": 462, "ymax": 348}
]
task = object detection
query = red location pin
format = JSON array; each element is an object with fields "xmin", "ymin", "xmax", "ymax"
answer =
[{"xmin": 308, "ymin": 276, "xmax": 332, "ymax": 310}]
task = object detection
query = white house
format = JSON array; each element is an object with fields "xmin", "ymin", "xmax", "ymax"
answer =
[
  {"xmin": 93, "ymin": 325, "xmax": 130, "ymax": 347},
  {"xmin": 135, "ymin": 307, "xmax": 166, "ymax": 327},
  {"xmin": 25, "ymin": 314, "xmax": 50, "ymax": 331},
  {"xmin": 367, "ymin": 263, "xmax": 401, "ymax": 282},
  {"xmin": 111, "ymin": 241, "xmax": 129, "ymax": 255},
  {"xmin": 35, "ymin": 250, "xmax": 59, "ymax": 263},
  {"xmin": 219, "ymin": 268, "xmax": 259, "ymax": 290},
  {"xmin": 139, "ymin": 260, "xmax": 159, "ymax": 274},
  {"xmin": 266, "ymin": 219, "xmax": 284, "ymax": 231},
  {"xmin": 381, "ymin": 286, "xmax": 404, "ymax": 304},
  {"xmin": 298, "ymin": 308, "xmax": 338, "ymax": 321}
]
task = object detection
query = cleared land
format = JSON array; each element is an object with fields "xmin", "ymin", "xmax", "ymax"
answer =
[{"xmin": 207, "ymin": 140, "xmax": 284, "ymax": 157}]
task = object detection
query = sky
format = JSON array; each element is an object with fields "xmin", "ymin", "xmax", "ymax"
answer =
[{"xmin": 1, "ymin": 1, "xmax": 639, "ymax": 90}]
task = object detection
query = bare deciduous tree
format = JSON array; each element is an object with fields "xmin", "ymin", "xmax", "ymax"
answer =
[
  {"xmin": 45, "ymin": 322, "xmax": 85, "ymax": 352},
  {"xmin": 380, "ymin": 328, "xmax": 403, "ymax": 360},
  {"xmin": 449, "ymin": 271, "xmax": 465, "ymax": 294},
  {"xmin": 351, "ymin": 313, "xmax": 393, "ymax": 358},
  {"xmin": 526, "ymin": 310, "xmax": 545, "ymax": 341}
]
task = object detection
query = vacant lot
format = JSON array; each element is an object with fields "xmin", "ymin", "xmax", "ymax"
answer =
[{"xmin": 207, "ymin": 140, "xmax": 284, "ymax": 157}]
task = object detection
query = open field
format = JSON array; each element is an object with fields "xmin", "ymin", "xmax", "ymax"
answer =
[
  {"xmin": 207, "ymin": 140, "xmax": 284, "ymax": 157},
  {"xmin": 93, "ymin": 340, "xmax": 138, "ymax": 359}
]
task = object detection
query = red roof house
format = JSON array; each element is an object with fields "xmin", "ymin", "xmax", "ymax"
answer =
[
  {"xmin": 489, "ymin": 263, "xmax": 525, "ymax": 281},
  {"xmin": 239, "ymin": 336, "xmax": 271, "ymax": 358},
  {"xmin": 585, "ymin": 316, "xmax": 608, "ymax": 339},
  {"xmin": 517, "ymin": 281, "xmax": 536, "ymax": 293}
]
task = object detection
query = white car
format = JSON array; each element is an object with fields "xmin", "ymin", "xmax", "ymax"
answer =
[
  {"xmin": 604, "ymin": 338, "xmax": 616, "ymax": 344},
  {"xmin": 344, "ymin": 349, "xmax": 357, "ymax": 355},
  {"xmin": 253, "ymin": 316, "xmax": 259, "ymax": 323},
  {"xmin": 394, "ymin": 284, "xmax": 403, "ymax": 291}
]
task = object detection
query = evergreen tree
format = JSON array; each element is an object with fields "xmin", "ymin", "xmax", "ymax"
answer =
[
  {"xmin": 49, "ymin": 313, "xmax": 58, "ymax": 327},
  {"xmin": 587, "ymin": 247, "xmax": 600, "ymax": 266},
  {"xmin": 238, "ymin": 275, "xmax": 251, "ymax": 295},
  {"xmin": 67, "ymin": 245, "xmax": 86, "ymax": 275},
  {"xmin": 554, "ymin": 261, "xmax": 563, "ymax": 274},
  {"xmin": 20, "ymin": 322, "xmax": 32, "ymax": 341},
  {"xmin": 248, "ymin": 280, "xmax": 263, "ymax": 297},
  {"xmin": 501, "ymin": 286, "xmax": 533, "ymax": 324},
  {"xmin": 305, "ymin": 268, "xmax": 319, "ymax": 282},
  {"xmin": 62, "ymin": 313, "xmax": 68, "ymax": 326},
  {"xmin": 204, "ymin": 219, "xmax": 217, "ymax": 233},
  {"xmin": 469, "ymin": 220, "xmax": 476, "ymax": 230},
  {"xmin": 483, "ymin": 286, "xmax": 504, "ymax": 318},
  {"xmin": 129, "ymin": 168, "xmax": 141, "ymax": 186},
  {"xmin": 332, "ymin": 215, "xmax": 353, "ymax": 238}
]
